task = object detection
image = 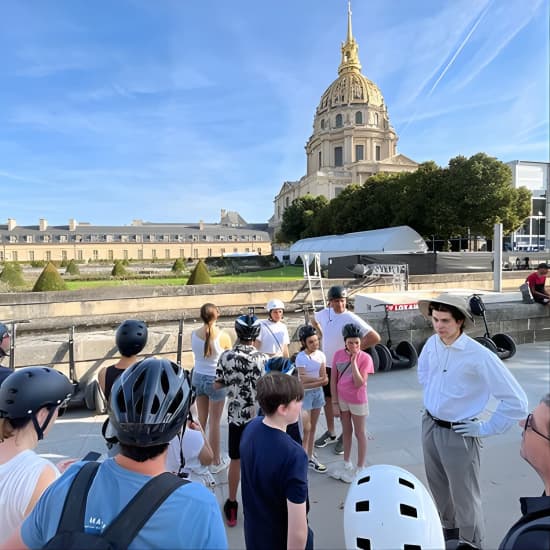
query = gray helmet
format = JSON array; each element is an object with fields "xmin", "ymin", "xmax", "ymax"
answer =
[
  {"xmin": 116, "ymin": 320, "xmax": 148, "ymax": 357},
  {"xmin": 298, "ymin": 325, "xmax": 317, "ymax": 342},
  {"xmin": 342, "ymin": 323, "xmax": 362, "ymax": 340},
  {"xmin": 0, "ymin": 366, "xmax": 73, "ymax": 439},
  {"xmin": 235, "ymin": 314, "xmax": 261, "ymax": 341},
  {"xmin": 328, "ymin": 285, "xmax": 348, "ymax": 300},
  {"xmin": 109, "ymin": 358, "xmax": 191, "ymax": 447}
]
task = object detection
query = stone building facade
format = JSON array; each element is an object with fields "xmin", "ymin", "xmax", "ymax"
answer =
[{"xmin": 270, "ymin": 4, "xmax": 417, "ymax": 233}]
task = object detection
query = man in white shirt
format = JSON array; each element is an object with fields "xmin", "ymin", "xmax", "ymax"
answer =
[
  {"xmin": 417, "ymin": 294, "xmax": 528, "ymax": 549},
  {"xmin": 312, "ymin": 286, "xmax": 380, "ymax": 454}
]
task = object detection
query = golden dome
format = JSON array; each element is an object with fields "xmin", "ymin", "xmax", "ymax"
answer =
[{"xmin": 316, "ymin": 2, "xmax": 384, "ymax": 114}]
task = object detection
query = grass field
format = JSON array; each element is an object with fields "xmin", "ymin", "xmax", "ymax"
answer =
[{"xmin": 64, "ymin": 265, "xmax": 304, "ymax": 290}]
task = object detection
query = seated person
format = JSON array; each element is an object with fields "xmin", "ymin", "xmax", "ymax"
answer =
[{"xmin": 526, "ymin": 263, "xmax": 550, "ymax": 305}]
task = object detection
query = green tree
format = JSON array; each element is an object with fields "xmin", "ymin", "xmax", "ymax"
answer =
[
  {"xmin": 111, "ymin": 260, "xmax": 128, "ymax": 278},
  {"xmin": 32, "ymin": 262, "xmax": 67, "ymax": 291},
  {"xmin": 0, "ymin": 262, "xmax": 25, "ymax": 288},
  {"xmin": 186, "ymin": 259, "xmax": 211, "ymax": 285},
  {"xmin": 65, "ymin": 259, "xmax": 80, "ymax": 276},
  {"xmin": 171, "ymin": 258, "xmax": 185, "ymax": 274},
  {"xmin": 278, "ymin": 194, "xmax": 329, "ymax": 243}
]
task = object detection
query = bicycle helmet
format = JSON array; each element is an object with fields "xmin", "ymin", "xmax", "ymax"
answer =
[
  {"xmin": 344, "ymin": 464, "xmax": 445, "ymax": 550},
  {"xmin": 115, "ymin": 319, "xmax": 148, "ymax": 357},
  {"xmin": 298, "ymin": 324, "xmax": 317, "ymax": 342},
  {"xmin": 0, "ymin": 323, "xmax": 9, "ymax": 358},
  {"xmin": 266, "ymin": 299, "xmax": 285, "ymax": 312},
  {"xmin": 0, "ymin": 366, "xmax": 73, "ymax": 440},
  {"xmin": 264, "ymin": 356, "xmax": 295, "ymax": 376},
  {"xmin": 328, "ymin": 285, "xmax": 348, "ymax": 300},
  {"xmin": 109, "ymin": 358, "xmax": 191, "ymax": 447},
  {"xmin": 235, "ymin": 314, "xmax": 261, "ymax": 341},
  {"xmin": 342, "ymin": 323, "xmax": 362, "ymax": 340}
]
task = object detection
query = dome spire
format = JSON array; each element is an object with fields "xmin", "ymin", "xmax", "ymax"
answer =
[{"xmin": 338, "ymin": 1, "xmax": 361, "ymax": 75}]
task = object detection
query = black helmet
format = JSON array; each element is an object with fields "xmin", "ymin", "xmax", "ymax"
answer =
[
  {"xmin": 298, "ymin": 325, "xmax": 317, "ymax": 342},
  {"xmin": 116, "ymin": 320, "xmax": 148, "ymax": 357},
  {"xmin": 264, "ymin": 356, "xmax": 295, "ymax": 375},
  {"xmin": 235, "ymin": 314, "xmax": 261, "ymax": 341},
  {"xmin": 342, "ymin": 323, "xmax": 362, "ymax": 340},
  {"xmin": 328, "ymin": 285, "xmax": 348, "ymax": 300},
  {"xmin": 0, "ymin": 366, "xmax": 73, "ymax": 440},
  {"xmin": 108, "ymin": 358, "xmax": 191, "ymax": 447}
]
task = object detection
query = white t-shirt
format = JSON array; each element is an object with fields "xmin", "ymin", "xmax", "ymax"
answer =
[
  {"xmin": 0, "ymin": 449, "xmax": 59, "ymax": 545},
  {"xmin": 191, "ymin": 331, "xmax": 227, "ymax": 376},
  {"xmin": 257, "ymin": 320, "xmax": 290, "ymax": 355},
  {"xmin": 166, "ymin": 427, "xmax": 207, "ymax": 476},
  {"xmin": 314, "ymin": 308, "xmax": 373, "ymax": 368},
  {"xmin": 295, "ymin": 349, "xmax": 326, "ymax": 378}
]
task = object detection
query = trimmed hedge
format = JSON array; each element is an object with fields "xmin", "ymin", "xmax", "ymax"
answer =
[
  {"xmin": 186, "ymin": 259, "xmax": 211, "ymax": 285},
  {"xmin": 32, "ymin": 262, "xmax": 67, "ymax": 291},
  {"xmin": 65, "ymin": 259, "xmax": 80, "ymax": 276},
  {"xmin": 0, "ymin": 262, "xmax": 25, "ymax": 288}
]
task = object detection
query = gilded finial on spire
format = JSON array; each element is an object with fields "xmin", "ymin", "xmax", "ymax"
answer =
[{"xmin": 338, "ymin": 0, "xmax": 361, "ymax": 75}]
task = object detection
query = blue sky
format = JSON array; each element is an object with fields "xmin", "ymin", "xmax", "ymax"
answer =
[{"xmin": 1, "ymin": 0, "xmax": 548, "ymax": 226}]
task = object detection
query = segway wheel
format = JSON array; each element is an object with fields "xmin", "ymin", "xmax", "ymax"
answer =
[
  {"xmin": 375, "ymin": 344, "xmax": 393, "ymax": 372},
  {"xmin": 366, "ymin": 347, "xmax": 380, "ymax": 373},
  {"xmin": 395, "ymin": 341, "xmax": 419, "ymax": 369},
  {"xmin": 491, "ymin": 333, "xmax": 517, "ymax": 360},
  {"xmin": 474, "ymin": 336, "xmax": 498, "ymax": 354}
]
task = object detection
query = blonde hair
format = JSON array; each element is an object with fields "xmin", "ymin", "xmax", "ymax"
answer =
[{"xmin": 200, "ymin": 303, "xmax": 219, "ymax": 358}]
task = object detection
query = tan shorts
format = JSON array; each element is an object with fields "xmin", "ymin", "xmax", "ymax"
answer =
[{"xmin": 338, "ymin": 397, "xmax": 369, "ymax": 416}]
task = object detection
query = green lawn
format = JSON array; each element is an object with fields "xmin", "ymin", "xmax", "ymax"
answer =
[{"xmin": 64, "ymin": 266, "xmax": 303, "ymax": 290}]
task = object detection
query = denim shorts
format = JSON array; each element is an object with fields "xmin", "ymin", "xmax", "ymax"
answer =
[
  {"xmin": 302, "ymin": 387, "xmax": 325, "ymax": 411},
  {"xmin": 192, "ymin": 371, "xmax": 227, "ymax": 402}
]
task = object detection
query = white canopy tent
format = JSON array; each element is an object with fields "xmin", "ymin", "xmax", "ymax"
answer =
[{"xmin": 289, "ymin": 225, "xmax": 428, "ymax": 264}]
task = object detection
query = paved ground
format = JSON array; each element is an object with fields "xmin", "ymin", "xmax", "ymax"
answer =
[{"xmin": 37, "ymin": 342, "xmax": 549, "ymax": 549}]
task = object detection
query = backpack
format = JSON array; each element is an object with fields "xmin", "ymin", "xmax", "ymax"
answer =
[
  {"xmin": 42, "ymin": 461, "xmax": 189, "ymax": 549},
  {"xmin": 520, "ymin": 283, "xmax": 535, "ymax": 304}
]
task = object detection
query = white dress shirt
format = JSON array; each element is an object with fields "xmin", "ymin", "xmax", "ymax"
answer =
[{"xmin": 418, "ymin": 332, "xmax": 528, "ymax": 436}]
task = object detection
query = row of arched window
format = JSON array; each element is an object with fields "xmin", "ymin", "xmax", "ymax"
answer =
[{"xmin": 319, "ymin": 111, "xmax": 379, "ymax": 130}]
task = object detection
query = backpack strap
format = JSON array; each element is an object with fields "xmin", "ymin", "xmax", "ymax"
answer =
[
  {"xmin": 101, "ymin": 473, "xmax": 189, "ymax": 548},
  {"xmin": 55, "ymin": 461, "xmax": 101, "ymax": 534}
]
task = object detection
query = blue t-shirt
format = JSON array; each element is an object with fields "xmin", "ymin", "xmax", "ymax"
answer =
[
  {"xmin": 240, "ymin": 416, "xmax": 308, "ymax": 550},
  {"xmin": 22, "ymin": 458, "xmax": 227, "ymax": 550}
]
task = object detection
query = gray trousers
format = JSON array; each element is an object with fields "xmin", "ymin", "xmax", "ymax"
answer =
[{"xmin": 422, "ymin": 412, "xmax": 485, "ymax": 548}]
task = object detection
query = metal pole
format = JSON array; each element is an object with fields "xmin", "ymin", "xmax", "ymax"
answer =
[
  {"xmin": 9, "ymin": 321, "xmax": 16, "ymax": 370},
  {"xmin": 176, "ymin": 317, "xmax": 184, "ymax": 367},
  {"xmin": 493, "ymin": 223, "xmax": 503, "ymax": 292},
  {"xmin": 68, "ymin": 326, "xmax": 76, "ymax": 382}
]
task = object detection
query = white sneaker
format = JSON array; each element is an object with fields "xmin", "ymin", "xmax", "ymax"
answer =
[
  {"xmin": 329, "ymin": 462, "xmax": 346, "ymax": 481},
  {"xmin": 340, "ymin": 462, "xmax": 357, "ymax": 484},
  {"xmin": 210, "ymin": 455, "xmax": 230, "ymax": 474}
]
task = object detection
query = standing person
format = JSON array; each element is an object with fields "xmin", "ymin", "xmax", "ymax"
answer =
[
  {"xmin": 329, "ymin": 324, "xmax": 374, "ymax": 484},
  {"xmin": 97, "ymin": 319, "xmax": 148, "ymax": 403},
  {"xmin": 499, "ymin": 393, "xmax": 550, "ymax": 550},
  {"xmin": 0, "ymin": 367, "xmax": 73, "ymax": 546},
  {"xmin": 0, "ymin": 323, "xmax": 12, "ymax": 384},
  {"xmin": 526, "ymin": 263, "xmax": 550, "ymax": 305},
  {"xmin": 4, "ymin": 358, "xmax": 227, "ymax": 550},
  {"xmin": 214, "ymin": 314, "xmax": 268, "ymax": 528},
  {"xmin": 191, "ymin": 303, "xmax": 232, "ymax": 473},
  {"xmin": 257, "ymin": 299, "xmax": 290, "ymax": 357},
  {"xmin": 417, "ymin": 294, "xmax": 528, "ymax": 549},
  {"xmin": 295, "ymin": 325, "xmax": 328, "ymax": 473},
  {"xmin": 240, "ymin": 372, "xmax": 311, "ymax": 550},
  {"xmin": 312, "ymin": 285, "xmax": 380, "ymax": 455}
]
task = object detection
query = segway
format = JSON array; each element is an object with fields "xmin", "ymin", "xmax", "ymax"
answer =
[
  {"xmin": 374, "ymin": 305, "xmax": 418, "ymax": 371},
  {"xmin": 469, "ymin": 295, "xmax": 516, "ymax": 360}
]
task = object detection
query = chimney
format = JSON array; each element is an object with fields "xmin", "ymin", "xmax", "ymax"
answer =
[
  {"xmin": 220, "ymin": 209, "xmax": 226, "ymax": 220},
  {"xmin": 199, "ymin": 220, "xmax": 204, "ymax": 231},
  {"xmin": 39, "ymin": 218, "xmax": 48, "ymax": 231},
  {"xmin": 7, "ymin": 218, "xmax": 16, "ymax": 231},
  {"xmin": 69, "ymin": 218, "xmax": 77, "ymax": 231}
]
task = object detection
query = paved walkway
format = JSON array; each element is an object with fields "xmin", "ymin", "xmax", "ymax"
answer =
[{"xmin": 37, "ymin": 342, "xmax": 549, "ymax": 549}]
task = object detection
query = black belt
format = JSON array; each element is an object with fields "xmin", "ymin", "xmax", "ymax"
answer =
[{"xmin": 426, "ymin": 410, "xmax": 459, "ymax": 429}]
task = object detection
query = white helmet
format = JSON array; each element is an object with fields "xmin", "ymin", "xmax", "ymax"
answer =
[
  {"xmin": 266, "ymin": 299, "xmax": 285, "ymax": 312},
  {"xmin": 344, "ymin": 464, "xmax": 444, "ymax": 550}
]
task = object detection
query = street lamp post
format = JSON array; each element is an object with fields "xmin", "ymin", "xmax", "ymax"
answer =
[{"xmin": 538, "ymin": 211, "xmax": 543, "ymax": 251}]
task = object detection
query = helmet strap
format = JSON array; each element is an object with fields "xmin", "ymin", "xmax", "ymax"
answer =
[{"xmin": 31, "ymin": 407, "xmax": 57, "ymax": 441}]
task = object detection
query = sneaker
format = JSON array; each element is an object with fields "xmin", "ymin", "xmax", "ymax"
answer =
[
  {"xmin": 334, "ymin": 434, "xmax": 344, "ymax": 455},
  {"xmin": 210, "ymin": 455, "xmax": 230, "ymax": 474},
  {"xmin": 329, "ymin": 463, "xmax": 344, "ymax": 481},
  {"xmin": 340, "ymin": 462, "xmax": 357, "ymax": 484},
  {"xmin": 314, "ymin": 430, "xmax": 337, "ymax": 448},
  {"xmin": 223, "ymin": 499, "xmax": 238, "ymax": 527},
  {"xmin": 308, "ymin": 455, "xmax": 327, "ymax": 473}
]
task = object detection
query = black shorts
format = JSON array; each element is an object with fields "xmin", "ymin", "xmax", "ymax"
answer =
[
  {"xmin": 322, "ymin": 368, "xmax": 332, "ymax": 398},
  {"xmin": 228, "ymin": 422, "xmax": 249, "ymax": 460}
]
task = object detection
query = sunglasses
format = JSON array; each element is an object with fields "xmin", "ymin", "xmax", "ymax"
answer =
[{"xmin": 524, "ymin": 413, "xmax": 550, "ymax": 442}]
